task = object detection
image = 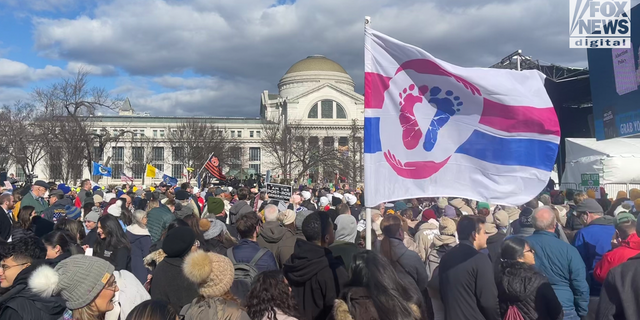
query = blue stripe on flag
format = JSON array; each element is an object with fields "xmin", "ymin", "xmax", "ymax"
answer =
[
  {"xmin": 364, "ymin": 117, "xmax": 382, "ymax": 154},
  {"xmin": 455, "ymin": 130, "xmax": 558, "ymax": 171}
]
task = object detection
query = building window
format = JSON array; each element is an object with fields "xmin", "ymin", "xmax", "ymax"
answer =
[
  {"xmin": 16, "ymin": 167, "xmax": 25, "ymax": 181},
  {"xmin": 249, "ymin": 163, "xmax": 261, "ymax": 174},
  {"xmin": 153, "ymin": 130, "xmax": 158, "ymax": 137},
  {"xmin": 249, "ymin": 131, "xmax": 254, "ymax": 138},
  {"xmin": 249, "ymin": 147, "xmax": 261, "ymax": 161},
  {"xmin": 336, "ymin": 103, "xmax": 347, "ymax": 119},
  {"xmin": 172, "ymin": 164, "xmax": 183, "ymax": 178},
  {"xmin": 172, "ymin": 147, "xmax": 184, "ymax": 161},
  {"xmin": 338, "ymin": 137, "xmax": 349, "ymax": 147},
  {"xmin": 237, "ymin": 131, "xmax": 242, "ymax": 138},
  {"xmin": 159, "ymin": 130, "xmax": 165, "ymax": 138},
  {"xmin": 256, "ymin": 131, "xmax": 261, "ymax": 138},
  {"xmin": 231, "ymin": 130, "xmax": 235, "ymax": 137},
  {"xmin": 112, "ymin": 147, "xmax": 124, "ymax": 162},
  {"xmin": 308, "ymin": 105, "xmax": 318, "ymax": 118},
  {"xmin": 112, "ymin": 164, "xmax": 124, "ymax": 178},
  {"xmin": 152, "ymin": 147, "xmax": 164, "ymax": 172},
  {"xmin": 321, "ymin": 100, "xmax": 333, "ymax": 119},
  {"xmin": 132, "ymin": 163, "xmax": 145, "ymax": 179},
  {"xmin": 132, "ymin": 147, "xmax": 144, "ymax": 162},
  {"xmin": 139, "ymin": 129, "xmax": 145, "ymax": 137}
]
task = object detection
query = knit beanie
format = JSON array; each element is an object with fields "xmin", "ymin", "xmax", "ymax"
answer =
[
  {"xmin": 183, "ymin": 250, "xmax": 234, "ymax": 298},
  {"xmin": 301, "ymin": 191, "xmax": 311, "ymax": 200},
  {"xmin": 207, "ymin": 197, "xmax": 225, "ymax": 215},
  {"xmin": 163, "ymin": 226, "xmax": 196, "ymax": 258},
  {"xmin": 519, "ymin": 207, "xmax": 534, "ymax": 228},
  {"xmin": 344, "ymin": 194, "xmax": 357, "ymax": 206},
  {"xmin": 29, "ymin": 255, "xmax": 114, "ymax": 310},
  {"xmin": 394, "ymin": 201, "xmax": 408, "ymax": 212},
  {"xmin": 200, "ymin": 218, "xmax": 226, "ymax": 240},
  {"xmin": 437, "ymin": 197, "xmax": 448, "ymax": 209},
  {"xmin": 279, "ymin": 209, "xmax": 296, "ymax": 225},
  {"xmin": 108, "ymin": 200, "xmax": 123, "ymax": 217},
  {"xmin": 616, "ymin": 212, "xmax": 637, "ymax": 226},
  {"xmin": 443, "ymin": 205, "xmax": 456, "ymax": 219},
  {"xmin": 631, "ymin": 188, "xmax": 640, "ymax": 201},
  {"xmin": 421, "ymin": 209, "xmax": 437, "ymax": 222},
  {"xmin": 334, "ymin": 214, "xmax": 357, "ymax": 243},
  {"xmin": 318, "ymin": 197, "xmax": 329, "ymax": 207},
  {"xmin": 477, "ymin": 202, "xmax": 490, "ymax": 210},
  {"xmin": 439, "ymin": 217, "xmax": 456, "ymax": 236},
  {"xmin": 65, "ymin": 205, "xmax": 82, "ymax": 220},
  {"xmin": 295, "ymin": 209, "xmax": 311, "ymax": 231}
]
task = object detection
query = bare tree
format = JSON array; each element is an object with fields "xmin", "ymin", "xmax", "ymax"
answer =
[
  {"xmin": 336, "ymin": 119, "xmax": 364, "ymax": 187},
  {"xmin": 1, "ymin": 101, "xmax": 48, "ymax": 181},
  {"xmin": 41, "ymin": 118, "xmax": 87, "ymax": 183}
]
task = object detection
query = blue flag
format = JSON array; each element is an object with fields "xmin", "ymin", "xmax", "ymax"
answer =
[
  {"xmin": 162, "ymin": 174, "xmax": 178, "ymax": 186},
  {"xmin": 92, "ymin": 162, "xmax": 112, "ymax": 177}
]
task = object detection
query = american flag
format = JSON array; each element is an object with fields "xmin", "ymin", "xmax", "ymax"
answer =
[
  {"xmin": 204, "ymin": 154, "xmax": 226, "ymax": 181},
  {"xmin": 121, "ymin": 172, "xmax": 134, "ymax": 183}
]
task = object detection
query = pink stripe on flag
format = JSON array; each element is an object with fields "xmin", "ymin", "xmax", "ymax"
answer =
[
  {"xmin": 480, "ymin": 98, "xmax": 560, "ymax": 136},
  {"xmin": 365, "ymin": 72, "xmax": 391, "ymax": 109}
]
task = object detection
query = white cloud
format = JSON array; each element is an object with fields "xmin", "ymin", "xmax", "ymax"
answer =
[
  {"xmin": 66, "ymin": 61, "xmax": 117, "ymax": 76},
  {"xmin": 0, "ymin": 87, "xmax": 31, "ymax": 106},
  {"xmin": 0, "ymin": 58, "xmax": 68, "ymax": 86}
]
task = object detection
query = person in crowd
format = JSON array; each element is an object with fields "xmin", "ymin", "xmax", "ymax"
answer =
[
  {"xmin": 108, "ymin": 200, "xmax": 128, "ymax": 230},
  {"xmin": 230, "ymin": 211, "xmax": 278, "ymax": 272},
  {"xmin": 564, "ymin": 192, "xmax": 587, "ymax": 241},
  {"xmin": 330, "ymin": 212, "xmax": 360, "ymax": 272},
  {"xmin": 283, "ymin": 211, "xmax": 349, "ymax": 320},
  {"xmin": 413, "ymin": 209, "xmax": 440, "ymax": 262},
  {"xmin": 126, "ymin": 299, "xmax": 180, "ymax": 320},
  {"xmin": 19, "ymin": 180, "xmax": 49, "ymax": 216},
  {"xmin": 510, "ymin": 206, "xmax": 536, "ymax": 238},
  {"xmin": 15, "ymin": 205, "xmax": 54, "ymax": 238},
  {"xmin": 94, "ymin": 214, "xmax": 132, "ymax": 271},
  {"xmin": 596, "ymin": 214, "xmax": 640, "ymax": 319},
  {"xmin": 485, "ymin": 219, "xmax": 506, "ymax": 264},
  {"xmin": 526, "ymin": 206, "xmax": 588, "ymax": 320},
  {"xmin": 245, "ymin": 270, "xmax": 300, "ymax": 320},
  {"xmin": 149, "ymin": 226, "xmax": 199, "ymax": 312},
  {"xmin": 76, "ymin": 179, "xmax": 93, "ymax": 206},
  {"xmin": 180, "ymin": 250, "xmax": 250, "ymax": 319},
  {"xmin": 41, "ymin": 189, "xmax": 72, "ymax": 223},
  {"xmin": 0, "ymin": 193, "xmax": 15, "ymax": 241},
  {"xmin": 82, "ymin": 207, "xmax": 101, "ymax": 247},
  {"xmin": 426, "ymin": 217, "xmax": 458, "ymax": 320},
  {"xmin": 30, "ymin": 254, "xmax": 118, "ymax": 320},
  {"xmin": 496, "ymin": 237, "xmax": 563, "ymax": 320},
  {"xmin": 183, "ymin": 214, "xmax": 207, "ymax": 248},
  {"xmin": 375, "ymin": 214, "xmax": 429, "ymax": 310},
  {"xmin": 257, "ymin": 204, "xmax": 297, "ymax": 268},
  {"xmin": 146, "ymin": 196, "xmax": 160, "ymax": 214},
  {"xmin": 333, "ymin": 251, "xmax": 423, "ymax": 320},
  {"xmin": 0, "ymin": 235, "xmax": 66, "ymax": 319},
  {"xmin": 278, "ymin": 209, "xmax": 297, "ymax": 233},
  {"xmin": 174, "ymin": 190, "xmax": 194, "ymax": 219},
  {"xmin": 147, "ymin": 198, "xmax": 177, "ymax": 242},
  {"xmin": 301, "ymin": 190, "xmax": 316, "ymax": 212},
  {"xmin": 230, "ymin": 187, "xmax": 253, "ymax": 225},
  {"xmin": 205, "ymin": 196, "xmax": 227, "ymax": 222},
  {"xmin": 127, "ymin": 209, "xmax": 152, "ymax": 284},
  {"xmin": 54, "ymin": 218, "xmax": 86, "ymax": 245},
  {"xmin": 200, "ymin": 218, "xmax": 236, "ymax": 254},
  {"xmin": 42, "ymin": 229, "xmax": 83, "ymax": 265},
  {"xmin": 572, "ymin": 198, "xmax": 615, "ymax": 302},
  {"xmin": 439, "ymin": 215, "xmax": 499, "ymax": 320},
  {"xmin": 593, "ymin": 212, "xmax": 640, "ymax": 283}
]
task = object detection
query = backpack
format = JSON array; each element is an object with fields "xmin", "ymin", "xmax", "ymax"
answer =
[
  {"xmin": 426, "ymin": 245, "xmax": 453, "ymax": 279},
  {"xmin": 504, "ymin": 305, "xmax": 525, "ymax": 320},
  {"xmin": 226, "ymin": 247, "xmax": 268, "ymax": 302}
]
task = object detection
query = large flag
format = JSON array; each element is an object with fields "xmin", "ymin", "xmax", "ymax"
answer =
[
  {"xmin": 145, "ymin": 164, "xmax": 157, "ymax": 178},
  {"xmin": 162, "ymin": 173, "xmax": 178, "ymax": 186},
  {"xmin": 204, "ymin": 154, "xmax": 226, "ymax": 181},
  {"xmin": 364, "ymin": 27, "xmax": 560, "ymax": 207},
  {"xmin": 121, "ymin": 173, "xmax": 134, "ymax": 183},
  {"xmin": 92, "ymin": 162, "xmax": 112, "ymax": 177}
]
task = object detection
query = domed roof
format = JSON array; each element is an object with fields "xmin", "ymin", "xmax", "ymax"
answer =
[{"xmin": 285, "ymin": 55, "xmax": 348, "ymax": 75}]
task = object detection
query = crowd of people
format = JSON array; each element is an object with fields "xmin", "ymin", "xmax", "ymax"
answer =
[{"xmin": 1, "ymin": 178, "xmax": 640, "ymax": 320}]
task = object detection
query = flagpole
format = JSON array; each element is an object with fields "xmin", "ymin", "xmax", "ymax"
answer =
[{"xmin": 364, "ymin": 15, "xmax": 372, "ymax": 250}]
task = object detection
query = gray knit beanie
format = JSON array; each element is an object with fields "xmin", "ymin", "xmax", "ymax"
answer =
[{"xmin": 29, "ymin": 255, "xmax": 115, "ymax": 310}]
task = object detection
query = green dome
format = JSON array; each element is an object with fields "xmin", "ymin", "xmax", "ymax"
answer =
[{"xmin": 285, "ymin": 55, "xmax": 348, "ymax": 75}]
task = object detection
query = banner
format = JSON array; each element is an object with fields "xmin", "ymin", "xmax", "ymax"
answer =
[
  {"xmin": 145, "ymin": 164, "xmax": 157, "ymax": 178},
  {"xmin": 266, "ymin": 183, "xmax": 292, "ymax": 202},
  {"xmin": 92, "ymin": 162, "xmax": 112, "ymax": 177},
  {"xmin": 363, "ymin": 26, "xmax": 560, "ymax": 207}
]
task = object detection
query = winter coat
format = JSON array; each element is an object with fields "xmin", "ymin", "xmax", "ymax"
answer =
[
  {"xmin": 413, "ymin": 221, "xmax": 440, "ymax": 262},
  {"xmin": 283, "ymin": 239, "xmax": 349, "ymax": 320},
  {"xmin": 150, "ymin": 256, "xmax": 199, "ymax": 312},
  {"xmin": 147, "ymin": 205, "xmax": 176, "ymax": 242},
  {"xmin": 230, "ymin": 239, "xmax": 278, "ymax": 273},
  {"xmin": 127, "ymin": 224, "xmax": 152, "ymax": 284},
  {"xmin": 82, "ymin": 228, "xmax": 99, "ymax": 247},
  {"xmin": 40, "ymin": 197, "xmax": 72, "ymax": 222},
  {"xmin": 174, "ymin": 202, "xmax": 194, "ymax": 219},
  {"xmin": 329, "ymin": 241, "xmax": 361, "ymax": 273},
  {"xmin": 426, "ymin": 234, "xmax": 457, "ymax": 279},
  {"xmin": 573, "ymin": 216, "xmax": 616, "ymax": 296},
  {"xmin": 180, "ymin": 297, "xmax": 250, "ymax": 320},
  {"xmin": 596, "ymin": 253, "xmax": 640, "ymax": 320},
  {"xmin": 526, "ymin": 231, "xmax": 589, "ymax": 317},
  {"xmin": 0, "ymin": 262, "xmax": 66, "ymax": 320},
  {"xmin": 257, "ymin": 221, "xmax": 297, "ymax": 268},
  {"xmin": 374, "ymin": 237, "xmax": 429, "ymax": 303},
  {"xmin": 486, "ymin": 231, "xmax": 507, "ymax": 264},
  {"xmin": 20, "ymin": 191, "xmax": 48, "ymax": 215},
  {"xmin": 203, "ymin": 238, "xmax": 233, "ymax": 255},
  {"xmin": 93, "ymin": 242, "xmax": 131, "ymax": 271},
  {"xmin": 0, "ymin": 207, "xmax": 13, "ymax": 241},
  {"xmin": 229, "ymin": 200, "xmax": 253, "ymax": 225},
  {"xmin": 332, "ymin": 287, "xmax": 421, "ymax": 320},
  {"xmin": 104, "ymin": 270, "xmax": 151, "ymax": 320},
  {"xmin": 594, "ymin": 233, "xmax": 640, "ymax": 283},
  {"xmin": 438, "ymin": 240, "xmax": 500, "ymax": 320},
  {"xmin": 496, "ymin": 262, "xmax": 563, "ymax": 320}
]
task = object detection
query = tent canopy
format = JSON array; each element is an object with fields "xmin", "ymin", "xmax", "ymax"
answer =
[{"xmin": 562, "ymin": 138, "xmax": 640, "ymax": 185}]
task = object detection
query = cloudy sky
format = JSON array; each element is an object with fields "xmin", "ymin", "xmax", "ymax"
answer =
[{"xmin": 0, "ymin": 0, "xmax": 635, "ymax": 117}]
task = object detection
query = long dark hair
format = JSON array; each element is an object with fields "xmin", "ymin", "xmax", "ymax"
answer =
[
  {"xmin": 245, "ymin": 270, "xmax": 299, "ymax": 320},
  {"xmin": 379, "ymin": 215, "xmax": 402, "ymax": 268},
  {"xmin": 95, "ymin": 214, "xmax": 130, "ymax": 254},
  {"xmin": 160, "ymin": 219, "xmax": 189, "ymax": 240},
  {"xmin": 16, "ymin": 205, "xmax": 36, "ymax": 229},
  {"xmin": 182, "ymin": 214, "xmax": 206, "ymax": 246},
  {"xmin": 349, "ymin": 251, "xmax": 421, "ymax": 320},
  {"xmin": 118, "ymin": 198, "xmax": 134, "ymax": 226},
  {"xmin": 42, "ymin": 230, "xmax": 84, "ymax": 256},
  {"xmin": 498, "ymin": 237, "xmax": 537, "ymax": 286},
  {"xmin": 54, "ymin": 218, "xmax": 86, "ymax": 243},
  {"xmin": 125, "ymin": 299, "xmax": 179, "ymax": 320}
]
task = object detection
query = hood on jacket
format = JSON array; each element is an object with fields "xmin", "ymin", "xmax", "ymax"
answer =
[
  {"xmin": 590, "ymin": 215, "xmax": 615, "ymax": 226},
  {"xmin": 621, "ymin": 233, "xmax": 640, "ymax": 250},
  {"xmin": 283, "ymin": 240, "xmax": 339, "ymax": 284},
  {"xmin": 486, "ymin": 231, "xmax": 506, "ymax": 245},
  {"xmin": 49, "ymin": 197, "xmax": 73, "ymax": 209},
  {"xmin": 260, "ymin": 221, "xmax": 291, "ymax": 243},
  {"xmin": 0, "ymin": 261, "xmax": 66, "ymax": 316},
  {"xmin": 433, "ymin": 234, "xmax": 457, "ymax": 247},
  {"xmin": 127, "ymin": 224, "xmax": 151, "ymax": 237}
]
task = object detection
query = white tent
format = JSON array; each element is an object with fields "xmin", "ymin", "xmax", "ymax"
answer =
[{"xmin": 561, "ymin": 138, "xmax": 640, "ymax": 185}]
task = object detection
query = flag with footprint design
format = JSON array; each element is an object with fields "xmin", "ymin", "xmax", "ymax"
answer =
[{"xmin": 363, "ymin": 26, "xmax": 560, "ymax": 207}]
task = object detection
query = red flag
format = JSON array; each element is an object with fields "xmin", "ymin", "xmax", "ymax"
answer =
[{"xmin": 204, "ymin": 155, "xmax": 226, "ymax": 181}]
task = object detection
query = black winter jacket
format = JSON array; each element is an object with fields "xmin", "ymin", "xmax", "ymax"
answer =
[
  {"xmin": 150, "ymin": 256, "xmax": 199, "ymax": 312},
  {"xmin": 497, "ymin": 262, "xmax": 563, "ymax": 320},
  {"xmin": 596, "ymin": 253, "xmax": 640, "ymax": 320},
  {"xmin": 94, "ymin": 244, "xmax": 131, "ymax": 271},
  {"xmin": 283, "ymin": 239, "xmax": 349, "ymax": 320},
  {"xmin": 0, "ymin": 262, "xmax": 65, "ymax": 320}
]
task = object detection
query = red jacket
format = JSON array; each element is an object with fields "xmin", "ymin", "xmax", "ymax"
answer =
[{"xmin": 594, "ymin": 233, "xmax": 640, "ymax": 283}]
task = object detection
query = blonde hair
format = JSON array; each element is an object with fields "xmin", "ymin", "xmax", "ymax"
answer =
[{"xmin": 72, "ymin": 302, "xmax": 103, "ymax": 320}]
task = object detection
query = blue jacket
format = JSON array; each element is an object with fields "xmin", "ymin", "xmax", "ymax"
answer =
[
  {"xmin": 526, "ymin": 231, "xmax": 589, "ymax": 317},
  {"xmin": 230, "ymin": 239, "xmax": 278, "ymax": 273},
  {"xmin": 572, "ymin": 216, "xmax": 615, "ymax": 296}
]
